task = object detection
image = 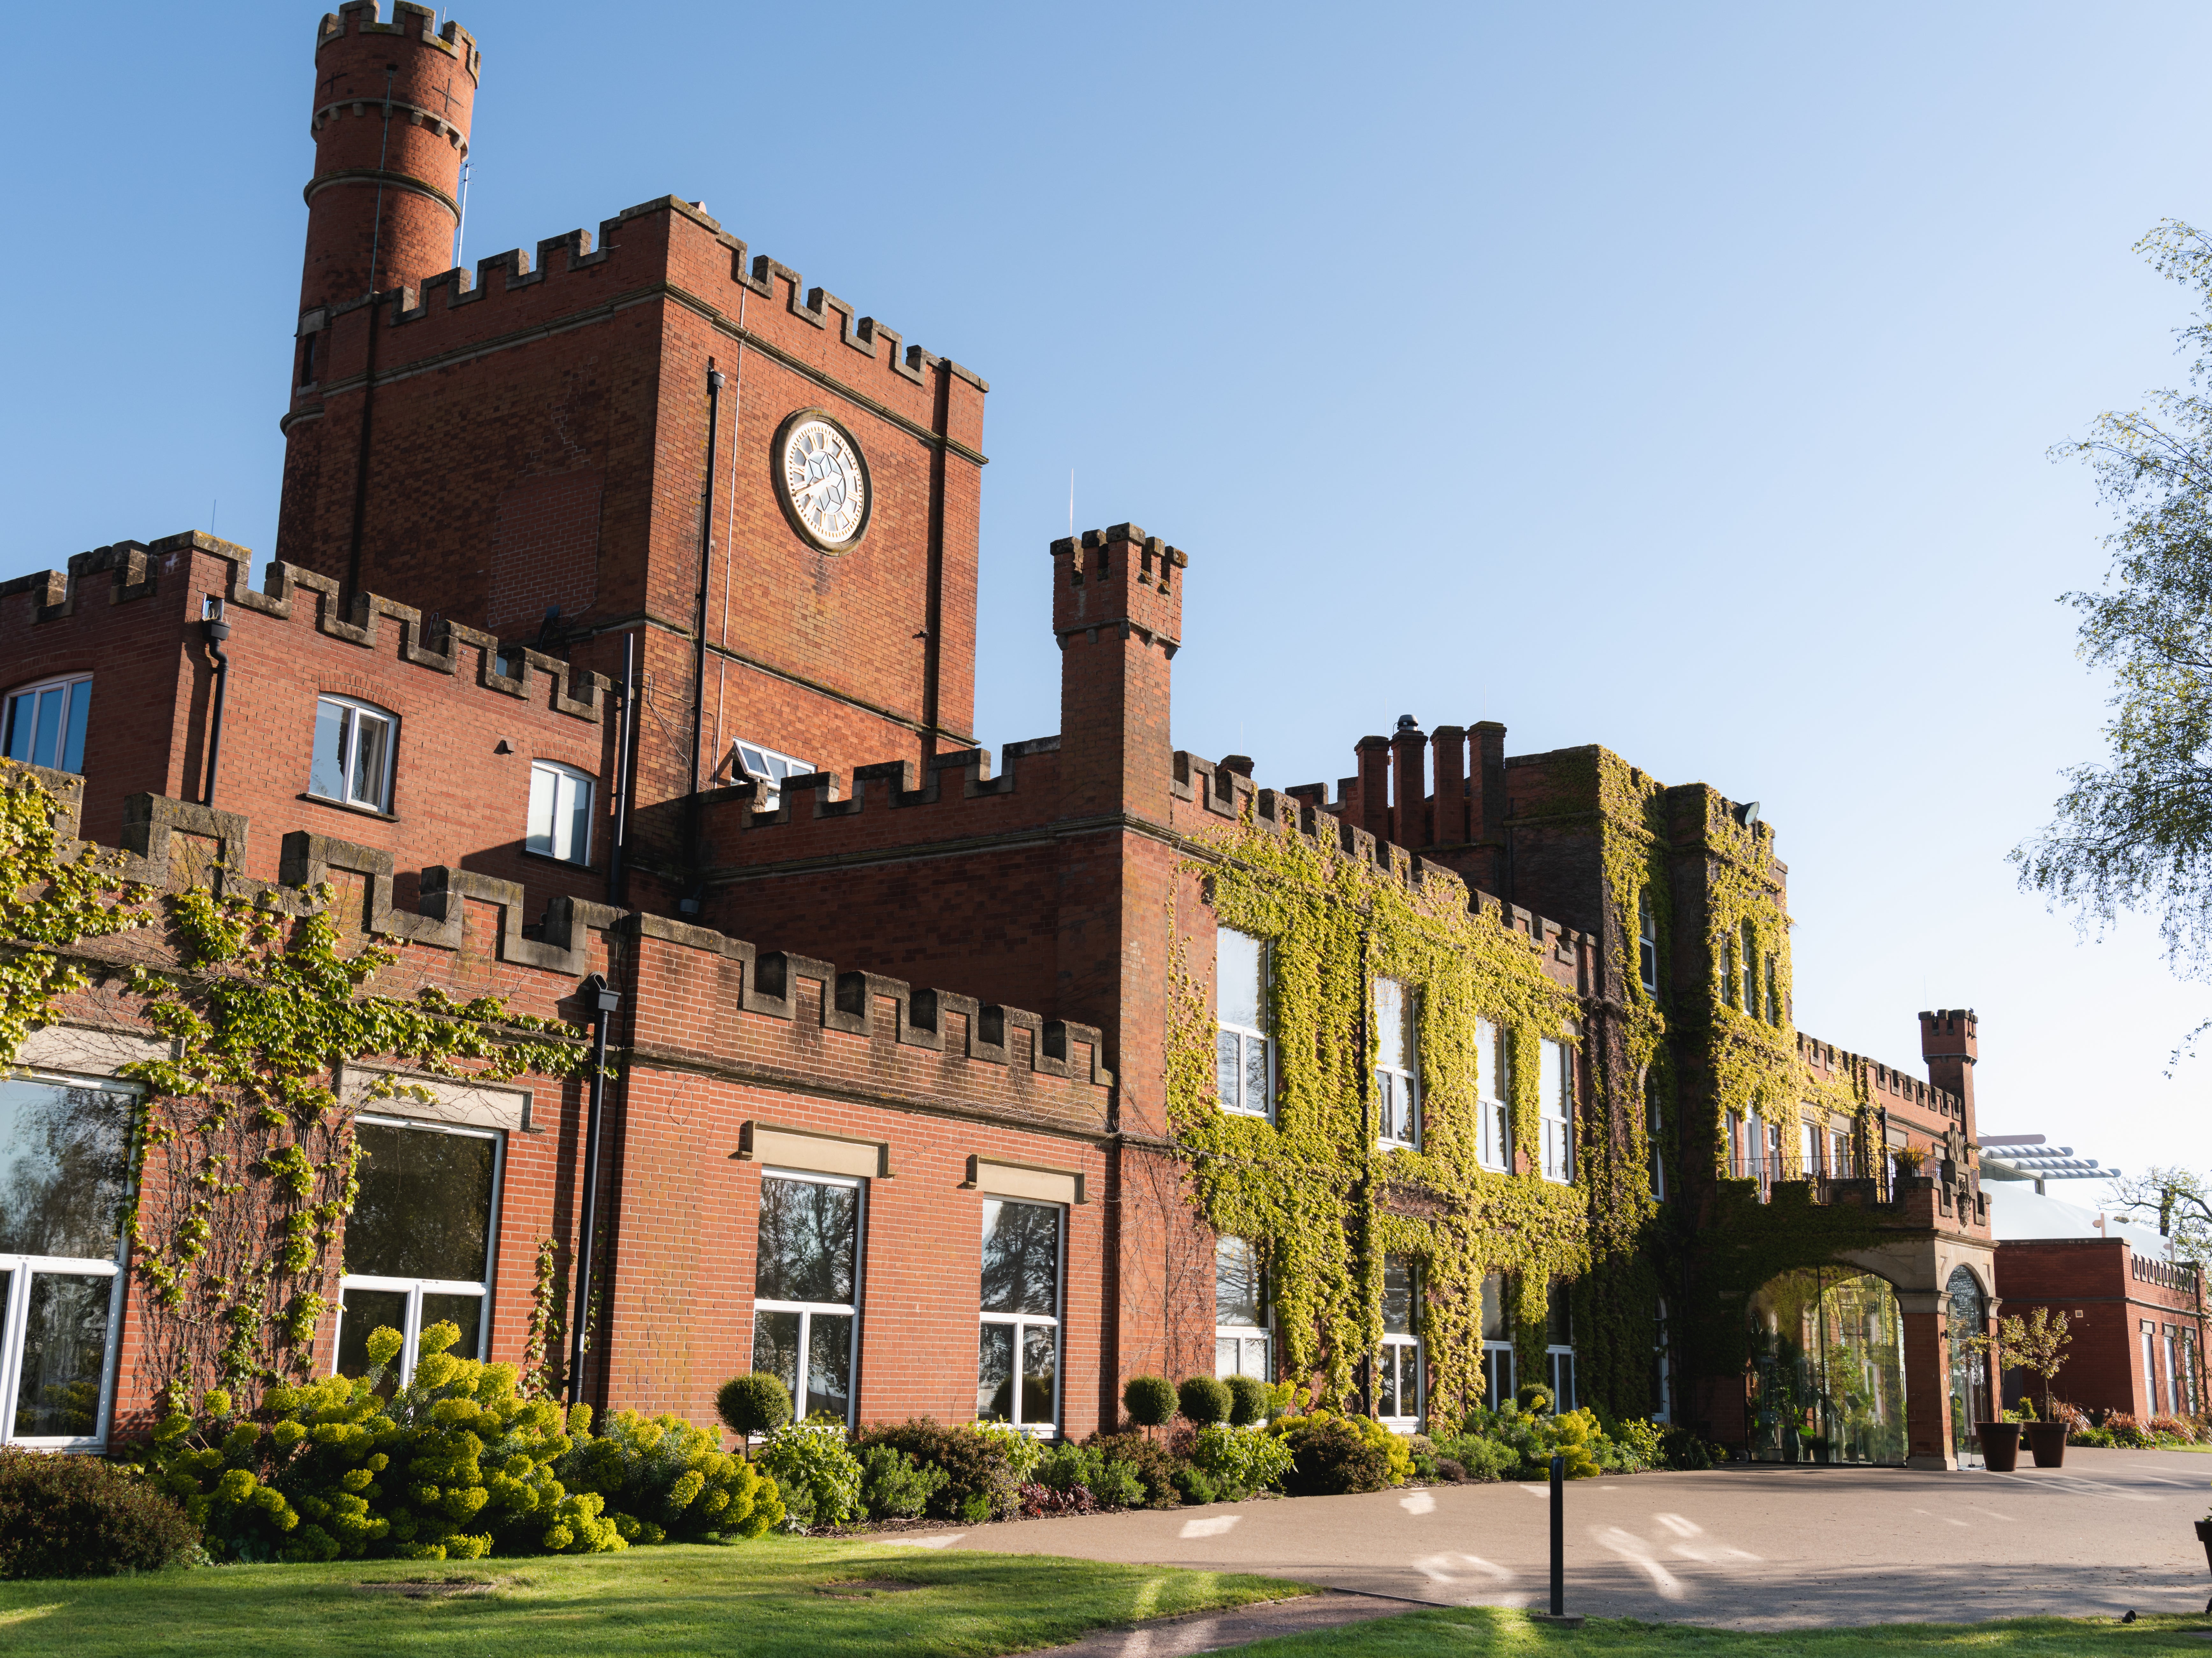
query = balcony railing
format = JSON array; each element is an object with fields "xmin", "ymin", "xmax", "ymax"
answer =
[{"xmin": 1728, "ymin": 1152, "xmax": 1878, "ymax": 1203}]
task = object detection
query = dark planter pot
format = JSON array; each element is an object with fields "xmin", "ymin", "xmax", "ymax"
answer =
[
  {"xmin": 1978, "ymin": 1422, "xmax": 2020, "ymax": 1473},
  {"xmin": 2025, "ymin": 1423, "xmax": 2067, "ymax": 1468},
  {"xmin": 2196, "ymin": 1517, "xmax": 2212, "ymax": 1575}
]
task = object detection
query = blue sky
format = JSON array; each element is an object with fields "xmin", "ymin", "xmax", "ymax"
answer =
[{"xmin": 4, "ymin": 1, "xmax": 2209, "ymax": 1188}]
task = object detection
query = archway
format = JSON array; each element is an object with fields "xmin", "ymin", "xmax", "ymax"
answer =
[
  {"xmin": 1946, "ymin": 1264, "xmax": 1990, "ymax": 1463},
  {"xmin": 1746, "ymin": 1266, "xmax": 1908, "ymax": 1464}
]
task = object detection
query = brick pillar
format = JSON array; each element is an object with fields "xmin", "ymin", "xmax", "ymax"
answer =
[
  {"xmin": 1919, "ymin": 1008, "xmax": 1978, "ymax": 1126},
  {"xmin": 1355, "ymin": 736, "xmax": 1392, "ymax": 843},
  {"xmin": 1899, "ymin": 1291, "xmax": 1955, "ymax": 1470},
  {"xmin": 1051, "ymin": 525, "xmax": 1184, "ymax": 822},
  {"xmin": 1432, "ymin": 725, "xmax": 1468, "ymax": 845},
  {"xmin": 1390, "ymin": 721, "xmax": 1427, "ymax": 849},
  {"xmin": 1465, "ymin": 720, "xmax": 1507, "ymax": 894}
]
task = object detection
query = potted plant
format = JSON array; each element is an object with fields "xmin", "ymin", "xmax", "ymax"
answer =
[
  {"xmin": 2197, "ymin": 1509, "xmax": 2212, "ymax": 1575},
  {"xmin": 2004, "ymin": 1309, "xmax": 2075, "ymax": 1468},
  {"xmin": 1976, "ymin": 1415, "xmax": 2021, "ymax": 1472}
]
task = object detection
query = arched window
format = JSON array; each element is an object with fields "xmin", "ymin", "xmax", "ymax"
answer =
[
  {"xmin": 1637, "ymin": 889, "xmax": 1658, "ymax": 994},
  {"xmin": 1947, "ymin": 1265, "xmax": 1990, "ymax": 1461}
]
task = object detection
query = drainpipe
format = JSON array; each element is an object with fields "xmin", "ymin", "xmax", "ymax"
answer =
[
  {"xmin": 682, "ymin": 363, "xmax": 725, "ymax": 913},
  {"xmin": 567, "ymin": 972, "xmax": 623, "ymax": 1409},
  {"xmin": 199, "ymin": 598, "xmax": 232, "ymax": 807},
  {"xmin": 605, "ymin": 631, "xmax": 636, "ymax": 907}
]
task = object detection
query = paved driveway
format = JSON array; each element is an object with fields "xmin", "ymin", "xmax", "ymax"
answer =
[{"xmin": 889, "ymin": 1447, "xmax": 2212, "ymax": 1629}]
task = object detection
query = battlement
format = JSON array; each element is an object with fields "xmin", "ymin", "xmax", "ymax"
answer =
[
  {"xmin": 0, "ymin": 531, "xmax": 611, "ymax": 726},
  {"xmin": 16, "ymin": 766, "xmax": 1112, "ymax": 1117},
  {"xmin": 316, "ymin": 2, "xmax": 481, "ymax": 80},
  {"xmin": 1797, "ymin": 1028, "xmax": 1965, "ymax": 1121}
]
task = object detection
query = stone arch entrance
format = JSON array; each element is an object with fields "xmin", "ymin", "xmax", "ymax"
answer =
[
  {"xmin": 1946, "ymin": 1264, "xmax": 1990, "ymax": 1465},
  {"xmin": 1746, "ymin": 1266, "xmax": 1909, "ymax": 1464}
]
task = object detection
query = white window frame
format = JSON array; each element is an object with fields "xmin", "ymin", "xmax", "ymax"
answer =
[
  {"xmin": 2, "ymin": 675, "xmax": 93, "ymax": 776},
  {"xmin": 978, "ymin": 1197, "xmax": 1063, "ymax": 1434},
  {"xmin": 1637, "ymin": 889, "xmax": 1658, "ymax": 994},
  {"xmin": 1377, "ymin": 1256, "xmax": 1423, "ymax": 1430},
  {"xmin": 1800, "ymin": 1120, "xmax": 1822, "ymax": 1180},
  {"xmin": 728, "ymin": 738, "xmax": 815, "ymax": 810},
  {"xmin": 334, "ymin": 1115, "xmax": 503, "ymax": 1389},
  {"xmin": 1476, "ymin": 1017, "xmax": 1512, "ymax": 1172},
  {"xmin": 1373, "ymin": 977, "xmax": 1419, "ymax": 1151},
  {"xmin": 1653, "ymin": 1297, "xmax": 1673, "ymax": 1424},
  {"xmin": 526, "ymin": 759, "xmax": 596, "ymax": 865},
  {"xmin": 1480, "ymin": 1270, "xmax": 1514, "ymax": 1410},
  {"xmin": 751, "ymin": 1168, "xmax": 865, "ymax": 1429},
  {"xmin": 1539, "ymin": 1039, "xmax": 1574, "ymax": 1184},
  {"xmin": 2164, "ymin": 1325, "xmax": 2181, "ymax": 1420},
  {"xmin": 1740, "ymin": 926, "xmax": 1758, "ymax": 1015},
  {"xmin": 1645, "ymin": 1068, "xmax": 1665, "ymax": 1201},
  {"xmin": 1545, "ymin": 1281, "xmax": 1576, "ymax": 1412},
  {"xmin": 1765, "ymin": 955, "xmax": 1781, "ymax": 1024},
  {"xmin": 1831, "ymin": 1127, "xmax": 1853, "ymax": 1181},
  {"xmin": 1216, "ymin": 928, "xmax": 1273, "ymax": 1120},
  {"xmin": 2143, "ymin": 1321, "xmax": 2161, "ymax": 1415},
  {"xmin": 310, "ymin": 693, "xmax": 398, "ymax": 813},
  {"xmin": 0, "ymin": 1070, "xmax": 134, "ymax": 1452},
  {"xmin": 1214, "ymin": 1235, "xmax": 1271, "ymax": 1382}
]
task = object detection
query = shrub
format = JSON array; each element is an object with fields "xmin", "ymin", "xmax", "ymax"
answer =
[
  {"xmin": 141, "ymin": 1321, "xmax": 778, "ymax": 1562},
  {"xmin": 1431, "ymin": 1433, "xmax": 1518, "ymax": 1482},
  {"xmin": 1082, "ymin": 1431, "xmax": 1182, "ymax": 1507},
  {"xmin": 1177, "ymin": 1376, "xmax": 1233, "ymax": 1427},
  {"xmin": 0, "ymin": 1450, "xmax": 201, "ymax": 1579},
  {"xmin": 1658, "ymin": 1425, "xmax": 1719, "ymax": 1471},
  {"xmin": 858, "ymin": 1444, "xmax": 948, "ymax": 1521},
  {"xmin": 1593, "ymin": 1415, "xmax": 1665, "ymax": 1473},
  {"xmin": 1018, "ymin": 1481, "xmax": 1096, "ymax": 1517},
  {"xmin": 1189, "ymin": 1422, "xmax": 1294, "ymax": 1496},
  {"xmin": 757, "ymin": 1422, "xmax": 864, "ymax": 1529},
  {"xmin": 1123, "ymin": 1375, "xmax": 1177, "ymax": 1430},
  {"xmin": 1434, "ymin": 1457, "xmax": 1467, "ymax": 1482},
  {"xmin": 850, "ymin": 1419, "xmax": 1017, "ymax": 1523},
  {"xmin": 561, "ymin": 1408, "xmax": 785, "ymax": 1544},
  {"xmin": 715, "ymin": 1374, "xmax": 793, "ymax": 1446},
  {"xmin": 1037, "ymin": 1441, "xmax": 1144, "ymax": 1509},
  {"xmin": 1516, "ymin": 1384, "xmax": 1553, "ymax": 1415},
  {"xmin": 1225, "ymin": 1374, "xmax": 1270, "ymax": 1427},
  {"xmin": 970, "ymin": 1419, "xmax": 1044, "ymax": 1483},
  {"xmin": 1406, "ymin": 1434, "xmax": 1440, "ymax": 1482},
  {"xmin": 1273, "ymin": 1414, "xmax": 1392, "ymax": 1496},
  {"xmin": 1172, "ymin": 1466, "xmax": 1220, "ymax": 1505}
]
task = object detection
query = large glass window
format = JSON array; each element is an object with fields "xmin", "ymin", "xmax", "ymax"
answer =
[
  {"xmin": 1377, "ymin": 1256, "xmax": 1422, "ymax": 1426},
  {"xmin": 0, "ymin": 1076, "xmax": 134, "ymax": 1446},
  {"xmin": 336, "ymin": 1118, "xmax": 500, "ymax": 1389},
  {"xmin": 979, "ymin": 1198, "xmax": 1060, "ymax": 1431},
  {"xmin": 1654, "ymin": 1298, "xmax": 1673, "ymax": 1423},
  {"xmin": 2, "ymin": 676, "xmax": 91, "ymax": 775},
  {"xmin": 1740, "ymin": 923, "xmax": 1759, "ymax": 1015},
  {"xmin": 1476, "ymin": 1019, "xmax": 1512, "ymax": 1171},
  {"xmin": 1480, "ymin": 1271, "xmax": 1514, "ymax": 1409},
  {"xmin": 526, "ymin": 761, "xmax": 595, "ymax": 864},
  {"xmin": 1216, "ymin": 928, "xmax": 1271, "ymax": 1119},
  {"xmin": 310, "ymin": 694, "xmax": 397, "ymax": 812},
  {"xmin": 1748, "ymin": 1267, "xmax": 1908, "ymax": 1465},
  {"xmin": 1539, "ymin": 1039, "xmax": 1574, "ymax": 1184},
  {"xmin": 1373, "ymin": 978, "xmax": 1419, "ymax": 1150},
  {"xmin": 1214, "ymin": 1236, "xmax": 1269, "ymax": 1380},
  {"xmin": 751, "ymin": 1172, "xmax": 862, "ymax": 1426},
  {"xmin": 1545, "ymin": 1280, "xmax": 1577, "ymax": 1411}
]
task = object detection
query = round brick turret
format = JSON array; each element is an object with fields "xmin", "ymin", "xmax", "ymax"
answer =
[{"xmin": 300, "ymin": 1, "xmax": 479, "ymax": 315}]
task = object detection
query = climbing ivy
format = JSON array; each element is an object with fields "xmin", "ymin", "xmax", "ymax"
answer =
[
  {"xmin": 1167, "ymin": 805, "xmax": 1589, "ymax": 1424},
  {"xmin": 0, "ymin": 762, "xmax": 590, "ymax": 1416}
]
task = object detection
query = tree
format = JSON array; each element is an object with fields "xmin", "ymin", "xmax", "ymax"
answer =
[
  {"xmin": 1998, "ymin": 1307, "xmax": 2074, "ymax": 1421},
  {"xmin": 2013, "ymin": 221, "xmax": 2212, "ymax": 1002},
  {"xmin": 2106, "ymin": 1165, "xmax": 2212, "ymax": 1268}
]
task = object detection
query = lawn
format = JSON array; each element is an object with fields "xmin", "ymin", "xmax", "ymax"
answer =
[
  {"xmin": 1234, "ymin": 1606, "xmax": 2212, "ymax": 1655},
  {"xmin": 0, "ymin": 1537, "xmax": 1309, "ymax": 1657}
]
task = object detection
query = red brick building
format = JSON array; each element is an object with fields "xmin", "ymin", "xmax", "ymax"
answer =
[{"xmin": 0, "ymin": 1, "xmax": 2014, "ymax": 1469}]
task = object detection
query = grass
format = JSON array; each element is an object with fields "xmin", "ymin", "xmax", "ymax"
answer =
[
  {"xmin": 1232, "ymin": 1606, "xmax": 2212, "ymax": 1655},
  {"xmin": 0, "ymin": 1537, "xmax": 1310, "ymax": 1656}
]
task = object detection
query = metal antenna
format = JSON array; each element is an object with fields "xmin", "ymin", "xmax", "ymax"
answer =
[
  {"xmin": 364, "ymin": 63, "xmax": 397, "ymax": 300},
  {"xmin": 452, "ymin": 155, "xmax": 471, "ymax": 269}
]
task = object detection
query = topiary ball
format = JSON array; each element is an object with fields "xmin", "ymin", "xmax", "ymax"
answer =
[
  {"xmin": 1225, "ymin": 1373, "xmax": 1269, "ymax": 1427},
  {"xmin": 1516, "ymin": 1383, "xmax": 1553, "ymax": 1415},
  {"xmin": 1178, "ymin": 1375, "xmax": 1233, "ymax": 1426},
  {"xmin": 1122, "ymin": 1373, "xmax": 1177, "ymax": 1428},
  {"xmin": 717, "ymin": 1372, "xmax": 793, "ymax": 1441}
]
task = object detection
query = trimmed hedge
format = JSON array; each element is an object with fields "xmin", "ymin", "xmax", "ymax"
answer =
[{"xmin": 0, "ymin": 1449, "xmax": 201, "ymax": 1579}]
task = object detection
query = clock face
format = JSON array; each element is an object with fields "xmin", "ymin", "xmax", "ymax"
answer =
[{"xmin": 776, "ymin": 414, "xmax": 870, "ymax": 550}]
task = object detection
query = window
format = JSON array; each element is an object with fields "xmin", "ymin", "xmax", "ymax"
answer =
[
  {"xmin": 1725, "ymin": 1109, "xmax": 1745, "ymax": 1178},
  {"xmin": 2164, "ymin": 1326, "xmax": 2181, "ymax": 1420},
  {"xmin": 979, "ymin": 1198, "xmax": 1060, "ymax": 1431},
  {"xmin": 1637, "ymin": 888, "xmax": 1658, "ymax": 994},
  {"xmin": 310, "ymin": 694, "xmax": 396, "ymax": 812},
  {"xmin": 1546, "ymin": 1280, "xmax": 1577, "ymax": 1412},
  {"xmin": 1539, "ymin": 1039, "xmax": 1574, "ymax": 1183},
  {"xmin": 1214, "ymin": 1236, "xmax": 1269, "ymax": 1380},
  {"xmin": 1216, "ymin": 928, "xmax": 1272, "ymax": 1118},
  {"xmin": 1740, "ymin": 923, "xmax": 1758, "ymax": 1015},
  {"xmin": 1800, "ymin": 1120, "xmax": 1821, "ymax": 1179},
  {"xmin": 1653, "ymin": 1298, "xmax": 1673, "ymax": 1423},
  {"xmin": 751, "ymin": 1171, "xmax": 862, "ymax": 1426},
  {"xmin": 526, "ymin": 760, "xmax": 595, "ymax": 864},
  {"xmin": 1377, "ymin": 1256, "xmax": 1422, "ymax": 1425},
  {"xmin": 1831, "ymin": 1128, "xmax": 1853, "ymax": 1180},
  {"xmin": 3, "ymin": 676, "xmax": 91, "ymax": 775},
  {"xmin": 2143, "ymin": 1322, "xmax": 2161, "ymax": 1416},
  {"xmin": 1645, "ymin": 1071, "xmax": 1665, "ymax": 1201},
  {"xmin": 1722, "ymin": 939, "xmax": 1736, "ymax": 1010},
  {"xmin": 1373, "ymin": 978, "xmax": 1419, "ymax": 1149},
  {"xmin": 1476, "ymin": 1018, "xmax": 1512, "ymax": 1171},
  {"xmin": 1765, "ymin": 955, "xmax": 1781, "ymax": 1024},
  {"xmin": 0, "ymin": 1075, "xmax": 133, "ymax": 1447},
  {"xmin": 336, "ymin": 1117, "xmax": 501, "ymax": 1388},
  {"xmin": 1764, "ymin": 1120, "xmax": 1784, "ymax": 1191},
  {"xmin": 729, "ymin": 739, "xmax": 815, "ymax": 810},
  {"xmin": 1481, "ymin": 1271, "xmax": 1514, "ymax": 1409}
]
